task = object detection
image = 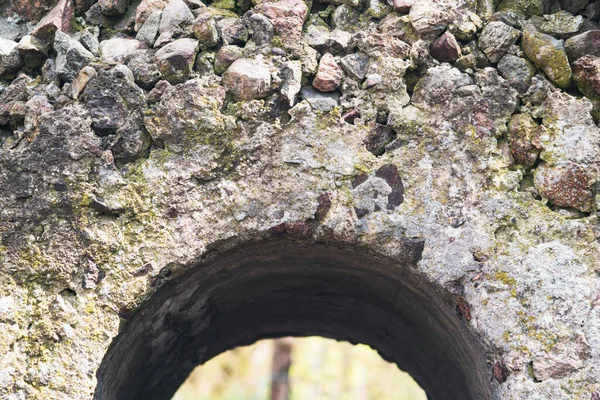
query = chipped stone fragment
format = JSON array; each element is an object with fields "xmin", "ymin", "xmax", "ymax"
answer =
[
  {"xmin": 31, "ymin": 0, "xmax": 75, "ymax": 40},
  {"xmin": 71, "ymin": 65, "xmax": 96, "ymax": 100},
  {"xmin": 0, "ymin": 39, "xmax": 23, "ymax": 78},
  {"xmin": 280, "ymin": 60, "xmax": 302, "ymax": 106},
  {"xmin": 430, "ymin": 31, "xmax": 461, "ymax": 63},
  {"xmin": 301, "ymin": 86, "xmax": 339, "ymax": 111},
  {"xmin": 17, "ymin": 35, "xmax": 49, "ymax": 70},
  {"xmin": 313, "ymin": 53, "xmax": 343, "ymax": 92}
]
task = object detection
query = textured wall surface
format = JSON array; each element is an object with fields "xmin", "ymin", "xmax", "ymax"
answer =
[{"xmin": 1, "ymin": 0, "xmax": 600, "ymax": 398}]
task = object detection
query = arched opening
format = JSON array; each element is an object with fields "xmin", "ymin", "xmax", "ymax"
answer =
[{"xmin": 94, "ymin": 238, "xmax": 493, "ymax": 400}]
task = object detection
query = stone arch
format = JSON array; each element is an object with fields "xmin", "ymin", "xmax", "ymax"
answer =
[{"xmin": 94, "ymin": 238, "xmax": 492, "ymax": 400}]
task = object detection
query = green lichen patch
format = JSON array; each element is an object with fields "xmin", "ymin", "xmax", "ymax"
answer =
[{"xmin": 522, "ymin": 29, "xmax": 572, "ymax": 89}]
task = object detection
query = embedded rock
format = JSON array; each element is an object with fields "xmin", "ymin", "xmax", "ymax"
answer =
[
  {"xmin": 411, "ymin": 65, "xmax": 473, "ymax": 109},
  {"xmin": 99, "ymin": 37, "xmax": 145, "ymax": 64},
  {"xmin": 366, "ymin": 0, "xmax": 392, "ymax": 19},
  {"xmin": 0, "ymin": 74, "xmax": 32, "ymax": 126},
  {"xmin": 353, "ymin": 32, "xmax": 410, "ymax": 59},
  {"xmin": 280, "ymin": 60, "xmax": 302, "ymax": 106},
  {"xmin": 11, "ymin": 0, "xmax": 60, "ymax": 22},
  {"xmin": 530, "ymin": 10, "xmax": 584, "ymax": 39},
  {"xmin": 158, "ymin": 0, "xmax": 194, "ymax": 34},
  {"xmin": 126, "ymin": 49, "xmax": 163, "ymax": 89},
  {"xmin": 143, "ymin": 78, "xmax": 227, "ymax": 153},
  {"xmin": 222, "ymin": 58, "xmax": 272, "ymax": 101},
  {"xmin": 193, "ymin": 13, "xmax": 219, "ymax": 49},
  {"xmin": 244, "ymin": 13, "xmax": 275, "ymax": 46},
  {"xmin": 155, "ymin": 38, "xmax": 199, "ymax": 84},
  {"xmin": 54, "ymin": 30, "xmax": 95, "ymax": 82},
  {"xmin": 214, "ymin": 45, "xmax": 243, "ymax": 75},
  {"xmin": 136, "ymin": 9, "xmax": 162, "ymax": 46},
  {"xmin": 74, "ymin": 29, "xmax": 100, "ymax": 56},
  {"xmin": 23, "ymin": 95, "xmax": 54, "ymax": 135},
  {"xmin": 409, "ymin": 1, "xmax": 453, "ymax": 39},
  {"xmin": 565, "ymin": 30, "xmax": 600, "ymax": 62},
  {"xmin": 255, "ymin": 0, "xmax": 308, "ymax": 45},
  {"xmin": 532, "ymin": 339, "xmax": 589, "ymax": 381},
  {"xmin": 0, "ymin": 18, "xmax": 27, "ymax": 42},
  {"xmin": 478, "ymin": 21, "xmax": 521, "ymax": 64},
  {"xmin": 146, "ymin": 79, "xmax": 171, "ymax": 103},
  {"xmin": 99, "ymin": 0, "xmax": 129, "ymax": 15},
  {"xmin": 392, "ymin": 0, "xmax": 414, "ymax": 13},
  {"xmin": 327, "ymin": 29, "xmax": 352, "ymax": 54},
  {"xmin": 110, "ymin": 117, "xmax": 153, "ymax": 163},
  {"xmin": 452, "ymin": 10, "xmax": 482, "ymax": 41},
  {"xmin": 305, "ymin": 25, "xmax": 329, "ymax": 49},
  {"xmin": 217, "ymin": 17, "xmax": 249, "ymax": 46},
  {"xmin": 135, "ymin": 0, "xmax": 167, "ymax": 31},
  {"xmin": 340, "ymin": 53, "xmax": 370, "ymax": 80},
  {"xmin": 300, "ymin": 86, "xmax": 340, "ymax": 111},
  {"xmin": 497, "ymin": 54, "xmax": 537, "ymax": 93},
  {"xmin": 364, "ymin": 123, "xmax": 395, "ymax": 155},
  {"xmin": 81, "ymin": 67, "xmax": 146, "ymax": 136},
  {"xmin": 331, "ymin": 5, "xmax": 360, "ymax": 31},
  {"xmin": 522, "ymin": 28, "xmax": 572, "ymax": 89},
  {"xmin": 572, "ymin": 55, "xmax": 600, "ymax": 99},
  {"xmin": 496, "ymin": 0, "xmax": 544, "ymax": 17},
  {"xmin": 507, "ymin": 113, "xmax": 542, "ymax": 167},
  {"xmin": 534, "ymin": 162, "xmax": 594, "ymax": 212},
  {"xmin": 313, "ymin": 53, "xmax": 343, "ymax": 92}
]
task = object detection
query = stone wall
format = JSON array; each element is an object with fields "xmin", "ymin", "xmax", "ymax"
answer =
[{"xmin": 0, "ymin": 0, "xmax": 600, "ymax": 398}]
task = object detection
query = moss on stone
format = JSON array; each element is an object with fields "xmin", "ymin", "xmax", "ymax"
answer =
[
  {"xmin": 522, "ymin": 29, "xmax": 572, "ymax": 89},
  {"xmin": 211, "ymin": 0, "xmax": 236, "ymax": 10},
  {"xmin": 497, "ymin": 0, "xmax": 543, "ymax": 17}
]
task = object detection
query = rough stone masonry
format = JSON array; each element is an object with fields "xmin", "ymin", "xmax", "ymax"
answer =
[{"xmin": 0, "ymin": 0, "xmax": 600, "ymax": 398}]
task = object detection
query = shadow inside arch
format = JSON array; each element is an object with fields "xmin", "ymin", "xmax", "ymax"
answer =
[{"xmin": 94, "ymin": 237, "xmax": 493, "ymax": 400}]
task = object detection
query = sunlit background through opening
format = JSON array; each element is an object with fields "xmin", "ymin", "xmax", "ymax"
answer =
[{"xmin": 172, "ymin": 337, "xmax": 427, "ymax": 400}]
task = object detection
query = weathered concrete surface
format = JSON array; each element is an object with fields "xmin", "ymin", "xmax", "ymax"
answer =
[{"xmin": 0, "ymin": 0, "xmax": 599, "ymax": 399}]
